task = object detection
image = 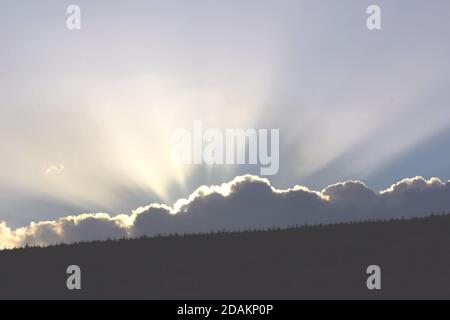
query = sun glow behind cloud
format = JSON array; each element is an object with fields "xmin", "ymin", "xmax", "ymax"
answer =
[
  {"xmin": 0, "ymin": 71, "xmax": 272, "ymax": 213},
  {"xmin": 1, "ymin": 0, "xmax": 450, "ymax": 227},
  {"xmin": 2, "ymin": 175, "xmax": 450, "ymax": 249}
]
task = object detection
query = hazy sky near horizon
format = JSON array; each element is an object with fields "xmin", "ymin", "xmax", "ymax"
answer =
[{"xmin": 1, "ymin": 0, "xmax": 450, "ymax": 228}]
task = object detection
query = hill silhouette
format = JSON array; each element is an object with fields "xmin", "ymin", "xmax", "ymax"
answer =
[{"xmin": 1, "ymin": 214, "xmax": 450, "ymax": 299}]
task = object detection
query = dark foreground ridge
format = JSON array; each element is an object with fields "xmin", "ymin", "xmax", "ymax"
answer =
[{"xmin": 1, "ymin": 214, "xmax": 450, "ymax": 299}]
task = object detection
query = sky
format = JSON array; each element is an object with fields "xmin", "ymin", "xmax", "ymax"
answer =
[{"xmin": 1, "ymin": 0, "xmax": 450, "ymax": 234}]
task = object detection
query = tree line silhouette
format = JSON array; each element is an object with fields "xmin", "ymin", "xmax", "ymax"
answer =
[{"xmin": 1, "ymin": 213, "xmax": 450, "ymax": 299}]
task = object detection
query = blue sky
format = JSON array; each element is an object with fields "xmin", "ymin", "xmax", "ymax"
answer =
[{"xmin": 1, "ymin": 0, "xmax": 450, "ymax": 228}]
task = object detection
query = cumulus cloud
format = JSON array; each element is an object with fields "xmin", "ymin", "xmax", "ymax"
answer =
[
  {"xmin": 45, "ymin": 164, "xmax": 65, "ymax": 175},
  {"xmin": 1, "ymin": 175, "xmax": 450, "ymax": 249}
]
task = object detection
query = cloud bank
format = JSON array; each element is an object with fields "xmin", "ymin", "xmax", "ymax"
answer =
[{"xmin": 1, "ymin": 175, "xmax": 450, "ymax": 249}]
